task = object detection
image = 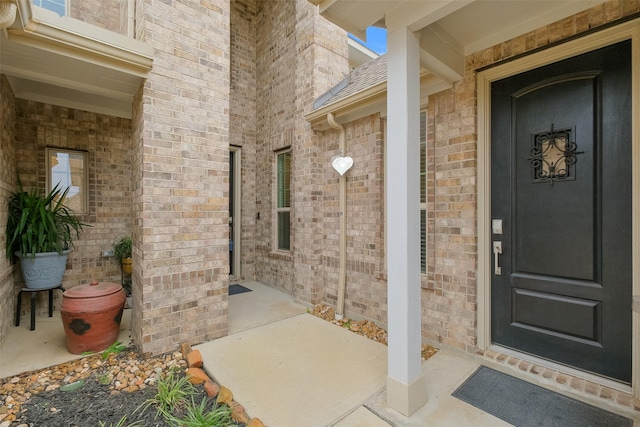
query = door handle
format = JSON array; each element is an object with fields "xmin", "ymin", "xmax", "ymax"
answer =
[{"xmin": 493, "ymin": 241, "xmax": 502, "ymax": 275}]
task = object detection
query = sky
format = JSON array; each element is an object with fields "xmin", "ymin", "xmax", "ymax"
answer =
[{"xmin": 350, "ymin": 26, "xmax": 387, "ymax": 55}]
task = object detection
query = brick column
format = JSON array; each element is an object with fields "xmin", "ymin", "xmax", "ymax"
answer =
[
  {"xmin": 132, "ymin": 0, "xmax": 231, "ymax": 356},
  {"xmin": 0, "ymin": 76, "xmax": 16, "ymax": 345}
]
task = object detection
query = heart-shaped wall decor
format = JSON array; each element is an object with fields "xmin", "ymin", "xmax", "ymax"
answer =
[{"xmin": 332, "ymin": 156, "xmax": 354, "ymax": 176}]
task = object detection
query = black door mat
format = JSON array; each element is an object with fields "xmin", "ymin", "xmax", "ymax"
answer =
[
  {"xmin": 452, "ymin": 366, "xmax": 632, "ymax": 427},
  {"xmin": 229, "ymin": 284, "xmax": 252, "ymax": 296}
]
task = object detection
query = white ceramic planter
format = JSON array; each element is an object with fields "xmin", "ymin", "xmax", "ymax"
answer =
[{"xmin": 17, "ymin": 250, "xmax": 71, "ymax": 289}]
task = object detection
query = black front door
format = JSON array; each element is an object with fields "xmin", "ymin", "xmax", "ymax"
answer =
[{"xmin": 491, "ymin": 41, "xmax": 632, "ymax": 383}]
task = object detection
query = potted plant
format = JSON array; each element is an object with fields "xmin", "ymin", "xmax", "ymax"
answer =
[
  {"xmin": 6, "ymin": 181, "xmax": 86, "ymax": 289},
  {"xmin": 112, "ymin": 235, "xmax": 132, "ymax": 275},
  {"xmin": 112, "ymin": 235, "xmax": 132, "ymax": 307}
]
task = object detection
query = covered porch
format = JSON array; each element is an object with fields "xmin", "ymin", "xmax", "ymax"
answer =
[{"xmin": 308, "ymin": 0, "xmax": 640, "ymax": 417}]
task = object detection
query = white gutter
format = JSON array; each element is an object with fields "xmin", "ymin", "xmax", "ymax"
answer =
[
  {"xmin": 327, "ymin": 112, "xmax": 348, "ymax": 321},
  {"xmin": 0, "ymin": 0, "xmax": 17, "ymax": 29},
  {"xmin": 6, "ymin": 2, "xmax": 153, "ymax": 76}
]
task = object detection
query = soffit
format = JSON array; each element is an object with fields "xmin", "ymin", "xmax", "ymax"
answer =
[
  {"xmin": 307, "ymin": 0, "xmax": 605, "ymax": 128},
  {"xmin": 0, "ymin": 3, "xmax": 153, "ymax": 119},
  {"xmin": 310, "ymin": 0, "xmax": 605, "ymax": 71}
]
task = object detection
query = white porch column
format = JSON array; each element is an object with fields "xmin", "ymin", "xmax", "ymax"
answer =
[{"xmin": 385, "ymin": 25, "xmax": 428, "ymax": 416}]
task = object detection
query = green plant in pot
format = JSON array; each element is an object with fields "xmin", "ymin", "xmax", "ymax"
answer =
[
  {"xmin": 6, "ymin": 181, "xmax": 86, "ymax": 289},
  {"xmin": 112, "ymin": 235, "xmax": 132, "ymax": 293}
]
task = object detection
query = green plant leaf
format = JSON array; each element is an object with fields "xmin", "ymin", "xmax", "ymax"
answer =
[{"xmin": 5, "ymin": 178, "xmax": 88, "ymax": 262}]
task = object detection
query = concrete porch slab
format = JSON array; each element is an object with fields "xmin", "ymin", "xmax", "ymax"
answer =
[
  {"xmin": 0, "ymin": 308, "xmax": 132, "ymax": 379},
  {"xmin": 196, "ymin": 313, "xmax": 388, "ymax": 427},
  {"xmin": 227, "ymin": 280, "xmax": 307, "ymax": 334},
  {"xmin": 364, "ymin": 349, "xmax": 512, "ymax": 426}
]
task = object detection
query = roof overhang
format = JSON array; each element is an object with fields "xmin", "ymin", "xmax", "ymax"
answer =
[
  {"xmin": 0, "ymin": 0, "xmax": 153, "ymax": 118},
  {"xmin": 309, "ymin": 0, "xmax": 605, "ymax": 84},
  {"xmin": 306, "ymin": 72, "xmax": 449, "ymax": 131},
  {"xmin": 348, "ymin": 37, "xmax": 379, "ymax": 68}
]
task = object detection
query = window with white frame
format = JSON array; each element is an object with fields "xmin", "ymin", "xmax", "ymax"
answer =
[
  {"xmin": 32, "ymin": 0, "xmax": 67, "ymax": 16},
  {"xmin": 46, "ymin": 148, "xmax": 88, "ymax": 214},
  {"xmin": 420, "ymin": 111, "xmax": 427, "ymax": 274},
  {"xmin": 276, "ymin": 150, "xmax": 291, "ymax": 251}
]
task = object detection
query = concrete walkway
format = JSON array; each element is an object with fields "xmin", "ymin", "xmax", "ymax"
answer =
[
  {"xmin": 197, "ymin": 313, "xmax": 390, "ymax": 426},
  {"xmin": 197, "ymin": 310, "xmax": 512, "ymax": 426},
  {"xmin": 197, "ymin": 281, "xmax": 511, "ymax": 426}
]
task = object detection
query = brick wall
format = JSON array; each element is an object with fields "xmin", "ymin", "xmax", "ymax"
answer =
[
  {"xmin": 0, "ymin": 76, "xmax": 16, "ymax": 345},
  {"xmin": 69, "ymin": 0, "xmax": 128, "ymax": 35},
  {"xmin": 420, "ymin": 83, "xmax": 477, "ymax": 352},
  {"xmin": 321, "ymin": 115, "xmax": 387, "ymax": 324},
  {"xmin": 130, "ymin": 85, "xmax": 144, "ymax": 349},
  {"xmin": 133, "ymin": 0, "xmax": 231, "ymax": 356},
  {"xmin": 254, "ymin": 0, "xmax": 348, "ymax": 301},
  {"xmin": 10, "ymin": 100, "xmax": 132, "ymax": 320},
  {"xmin": 230, "ymin": 0, "xmax": 257, "ymax": 280},
  {"xmin": 254, "ymin": 0, "xmax": 297, "ymax": 292},
  {"xmin": 293, "ymin": 1, "xmax": 350, "ymax": 305}
]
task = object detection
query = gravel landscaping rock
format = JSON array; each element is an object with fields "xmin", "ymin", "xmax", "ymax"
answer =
[
  {"xmin": 0, "ymin": 348, "xmax": 253, "ymax": 426},
  {"xmin": 310, "ymin": 303, "xmax": 438, "ymax": 360}
]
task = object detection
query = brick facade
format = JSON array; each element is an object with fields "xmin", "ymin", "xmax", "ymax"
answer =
[
  {"xmin": 253, "ymin": 0, "xmax": 348, "ymax": 301},
  {"xmin": 69, "ymin": 0, "xmax": 128, "ymax": 36},
  {"xmin": 320, "ymin": 115, "xmax": 387, "ymax": 324},
  {"xmin": 1, "ymin": 0, "xmax": 349, "ymax": 355},
  {"xmin": 230, "ymin": 0, "xmax": 257, "ymax": 280},
  {"xmin": 4, "ymin": 0, "xmax": 636, "ymax": 388},
  {"xmin": 131, "ymin": 0, "xmax": 231, "ymax": 356},
  {"xmin": 0, "ymin": 76, "xmax": 16, "ymax": 344}
]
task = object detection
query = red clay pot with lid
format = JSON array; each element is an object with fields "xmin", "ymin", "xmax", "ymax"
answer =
[{"xmin": 61, "ymin": 280, "xmax": 126, "ymax": 354}]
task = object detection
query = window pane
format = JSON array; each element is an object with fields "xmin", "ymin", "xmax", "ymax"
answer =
[
  {"xmin": 33, "ymin": 0, "xmax": 66, "ymax": 16},
  {"xmin": 277, "ymin": 152, "xmax": 291, "ymax": 208},
  {"xmin": 278, "ymin": 211, "xmax": 290, "ymax": 250},
  {"xmin": 47, "ymin": 148, "xmax": 87, "ymax": 214}
]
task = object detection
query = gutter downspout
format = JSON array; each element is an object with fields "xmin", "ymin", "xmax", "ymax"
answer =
[
  {"xmin": 327, "ymin": 112, "xmax": 347, "ymax": 321},
  {"xmin": 0, "ymin": 0, "xmax": 17, "ymax": 29}
]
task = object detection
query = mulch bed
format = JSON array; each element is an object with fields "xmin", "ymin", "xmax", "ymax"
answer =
[
  {"xmin": 18, "ymin": 376, "xmax": 171, "ymax": 427},
  {"xmin": 1, "ymin": 349, "xmax": 236, "ymax": 427}
]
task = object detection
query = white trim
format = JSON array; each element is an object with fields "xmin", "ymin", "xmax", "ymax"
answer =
[
  {"xmin": 8, "ymin": 1, "xmax": 153, "ymax": 75},
  {"xmin": 230, "ymin": 147, "xmax": 242, "ymax": 278},
  {"xmin": 477, "ymin": 19, "xmax": 640, "ymax": 396},
  {"xmin": 274, "ymin": 149, "xmax": 292, "ymax": 253}
]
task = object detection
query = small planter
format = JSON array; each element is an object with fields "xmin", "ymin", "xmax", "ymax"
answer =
[
  {"xmin": 121, "ymin": 257, "xmax": 133, "ymax": 274},
  {"xmin": 17, "ymin": 250, "xmax": 70, "ymax": 289},
  {"xmin": 61, "ymin": 280, "xmax": 125, "ymax": 354}
]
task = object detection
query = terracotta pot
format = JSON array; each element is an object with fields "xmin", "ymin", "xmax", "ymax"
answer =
[
  {"xmin": 61, "ymin": 280, "xmax": 125, "ymax": 354},
  {"xmin": 121, "ymin": 258, "xmax": 132, "ymax": 274}
]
